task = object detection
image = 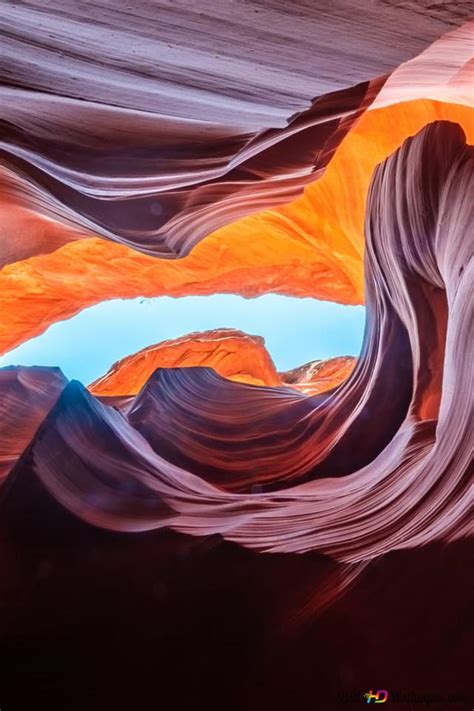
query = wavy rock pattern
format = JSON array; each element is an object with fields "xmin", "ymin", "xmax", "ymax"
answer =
[
  {"xmin": 2, "ymin": 122, "xmax": 471, "ymax": 561},
  {"xmin": 0, "ymin": 8, "xmax": 473, "ymax": 708},
  {"xmin": 0, "ymin": 16, "xmax": 473, "ymax": 355},
  {"xmin": 0, "ymin": 366, "xmax": 66, "ymax": 484},
  {"xmin": 89, "ymin": 328, "xmax": 355, "ymax": 395},
  {"xmin": 2, "ymin": 100, "xmax": 473, "ymax": 355},
  {"xmin": 3, "ymin": 0, "xmax": 411, "ymax": 265},
  {"xmin": 89, "ymin": 328, "xmax": 282, "ymax": 393},
  {"xmin": 281, "ymin": 356, "xmax": 357, "ymax": 396},
  {"xmin": 373, "ymin": 20, "xmax": 474, "ymax": 109},
  {"xmin": 1, "ymin": 98, "xmax": 473, "ymax": 355}
]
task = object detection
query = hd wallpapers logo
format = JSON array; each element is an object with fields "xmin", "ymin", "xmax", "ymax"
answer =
[{"xmin": 364, "ymin": 690, "xmax": 389, "ymax": 704}]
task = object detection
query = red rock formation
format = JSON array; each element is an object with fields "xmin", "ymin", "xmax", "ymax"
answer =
[
  {"xmin": 1, "ymin": 99, "xmax": 473, "ymax": 356},
  {"xmin": 0, "ymin": 366, "xmax": 66, "ymax": 484},
  {"xmin": 89, "ymin": 329, "xmax": 355, "ymax": 396},
  {"xmin": 2, "ymin": 122, "xmax": 470, "ymax": 560},
  {"xmin": 0, "ymin": 7, "xmax": 473, "ymax": 709},
  {"xmin": 1, "ymin": 15, "xmax": 473, "ymax": 355},
  {"xmin": 89, "ymin": 329, "xmax": 282, "ymax": 394},
  {"xmin": 3, "ymin": 2, "xmax": 468, "ymax": 263},
  {"xmin": 280, "ymin": 356, "xmax": 357, "ymax": 395}
]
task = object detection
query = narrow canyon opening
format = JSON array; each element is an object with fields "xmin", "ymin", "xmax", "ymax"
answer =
[{"xmin": 0, "ymin": 294, "xmax": 366, "ymax": 395}]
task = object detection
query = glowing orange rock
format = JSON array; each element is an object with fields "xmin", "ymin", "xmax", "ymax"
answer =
[
  {"xmin": 89, "ymin": 329, "xmax": 281, "ymax": 395},
  {"xmin": 0, "ymin": 101, "xmax": 472, "ymax": 357},
  {"xmin": 280, "ymin": 356, "xmax": 356, "ymax": 395},
  {"xmin": 89, "ymin": 329, "xmax": 355, "ymax": 396}
]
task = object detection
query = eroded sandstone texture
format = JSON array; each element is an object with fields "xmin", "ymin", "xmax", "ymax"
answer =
[
  {"xmin": 89, "ymin": 329, "xmax": 355, "ymax": 395},
  {"xmin": 0, "ymin": 5, "xmax": 472, "ymax": 711}
]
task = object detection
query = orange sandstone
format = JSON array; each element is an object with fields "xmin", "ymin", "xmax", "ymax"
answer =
[
  {"xmin": 0, "ymin": 101, "xmax": 472, "ymax": 356},
  {"xmin": 89, "ymin": 329, "xmax": 281, "ymax": 395},
  {"xmin": 89, "ymin": 329, "xmax": 354, "ymax": 396}
]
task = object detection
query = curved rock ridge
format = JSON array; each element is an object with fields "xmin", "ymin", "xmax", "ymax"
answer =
[
  {"xmin": 372, "ymin": 20, "xmax": 474, "ymax": 109},
  {"xmin": 0, "ymin": 78, "xmax": 381, "ymax": 265},
  {"xmin": 2, "ymin": 3, "xmax": 468, "ymax": 265},
  {"xmin": 89, "ymin": 329, "xmax": 282, "ymax": 394},
  {"xmin": 4, "ymin": 0, "xmax": 423, "ymax": 266},
  {"xmin": 3, "ymin": 1, "xmax": 467, "ymax": 132},
  {"xmin": 0, "ymin": 366, "xmax": 67, "ymax": 484},
  {"xmin": 88, "ymin": 328, "xmax": 356, "ymax": 396},
  {"xmin": 1, "ymin": 7, "xmax": 473, "ymax": 705},
  {"xmin": 0, "ymin": 17, "xmax": 473, "ymax": 359},
  {"xmin": 2, "ymin": 122, "xmax": 471, "ymax": 565},
  {"xmin": 1, "ymin": 99, "xmax": 473, "ymax": 356},
  {"xmin": 281, "ymin": 356, "xmax": 357, "ymax": 396}
]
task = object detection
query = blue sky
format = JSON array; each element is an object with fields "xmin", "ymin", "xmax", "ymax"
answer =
[{"xmin": 0, "ymin": 295, "xmax": 365, "ymax": 384}]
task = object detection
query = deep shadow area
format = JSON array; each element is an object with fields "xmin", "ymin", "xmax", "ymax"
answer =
[{"xmin": 0, "ymin": 460, "xmax": 471, "ymax": 711}]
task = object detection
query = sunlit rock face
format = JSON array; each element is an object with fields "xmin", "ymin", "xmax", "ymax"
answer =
[
  {"xmin": 1, "ymin": 16, "xmax": 473, "ymax": 354},
  {"xmin": 0, "ymin": 5, "xmax": 473, "ymax": 709},
  {"xmin": 2, "ymin": 99, "xmax": 473, "ymax": 355},
  {"xmin": 89, "ymin": 329, "xmax": 283, "ymax": 393},
  {"xmin": 89, "ymin": 328, "xmax": 356, "ymax": 397},
  {"xmin": 2, "ymin": 119, "xmax": 471, "ymax": 530},
  {"xmin": 89, "ymin": 328, "xmax": 356, "ymax": 395},
  {"xmin": 281, "ymin": 356, "xmax": 357, "ymax": 396}
]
